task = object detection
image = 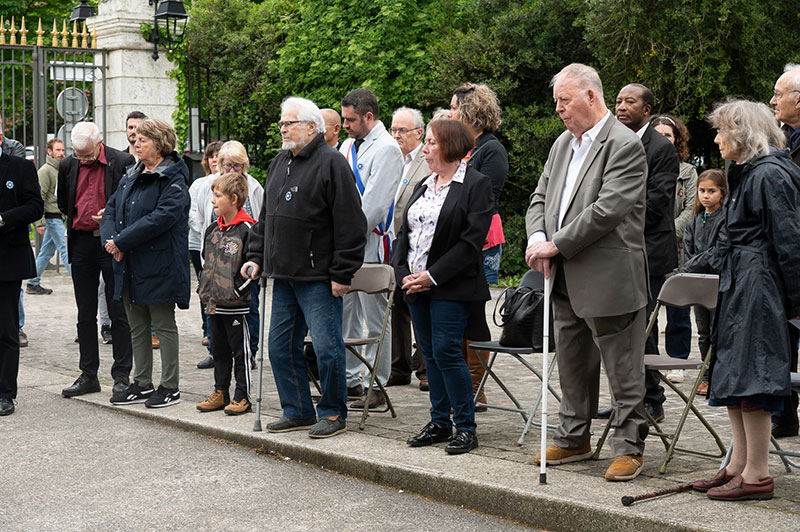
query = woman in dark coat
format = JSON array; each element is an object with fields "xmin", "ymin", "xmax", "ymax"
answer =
[
  {"xmin": 693, "ymin": 100, "xmax": 800, "ymax": 501},
  {"xmin": 101, "ymin": 118, "xmax": 191, "ymax": 409},
  {"xmin": 448, "ymin": 83, "xmax": 509, "ymax": 407},
  {"xmin": 393, "ymin": 119, "xmax": 493, "ymax": 454}
]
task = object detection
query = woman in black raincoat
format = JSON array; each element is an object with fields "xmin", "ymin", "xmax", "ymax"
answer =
[{"xmin": 692, "ymin": 100, "xmax": 800, "ymax": 501}]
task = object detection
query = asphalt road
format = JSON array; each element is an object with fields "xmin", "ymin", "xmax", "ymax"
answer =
[{"xmin": 0, "ymin": 387, "xmax": 534, "ymax": 531}]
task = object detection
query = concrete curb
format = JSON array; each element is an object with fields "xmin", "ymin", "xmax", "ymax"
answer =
[{"xmin": 51, "ymin": 388, "xmax": 708, "ymax": 532}]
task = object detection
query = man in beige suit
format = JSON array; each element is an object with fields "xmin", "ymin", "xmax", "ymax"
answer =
[
  {"xmin": 387, "ymin": 106, "xmax": 430, "ymax": 389},
  {"xmin": 526, "ymin": 63, "xmax": 650, "ymax": 481}
]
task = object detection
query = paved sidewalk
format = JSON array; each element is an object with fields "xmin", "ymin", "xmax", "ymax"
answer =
[{"xmin": 16, "ymin": 271, "xmax": 800, "ymax": 531}]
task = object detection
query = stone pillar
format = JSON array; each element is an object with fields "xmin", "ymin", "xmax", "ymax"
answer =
[{"xmin": 88, "ymin": 0, "xmax": 178, "ymax": 150}]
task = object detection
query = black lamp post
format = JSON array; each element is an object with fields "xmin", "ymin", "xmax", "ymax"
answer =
[
  {"xmin": 148, "ymin": 0, "xmax": 189, "ymax": 60},
  {"xmin": 69, "ymin": 1, "xmax": 97, "ymax": 24}
]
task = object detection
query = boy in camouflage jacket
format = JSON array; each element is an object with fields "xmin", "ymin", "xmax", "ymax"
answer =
[{"xmin": 196, "ymin": 173, "xmax": 256, "ymax": 415}]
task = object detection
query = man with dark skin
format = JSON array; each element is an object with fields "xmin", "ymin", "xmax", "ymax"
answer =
[{"xmin": 613, "ymin": 83, "xmax": 680, "ymax": 423}]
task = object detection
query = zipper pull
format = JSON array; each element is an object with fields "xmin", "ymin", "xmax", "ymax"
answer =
[{"xmin": 310, "ymin": 250, "xmax": 315, "ymax": 268}]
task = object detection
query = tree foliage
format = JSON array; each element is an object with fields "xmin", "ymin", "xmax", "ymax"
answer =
[{"xmin": 179, "ymin": 0, "xmax": 800, "ymax": 279}]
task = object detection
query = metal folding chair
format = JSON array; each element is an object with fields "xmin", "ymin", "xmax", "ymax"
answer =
[
  {"xmin": 305, "ymin": 264, "xmax": 397, "ymax": 430},
  {"xmin": 593, "ymin": 273, "xmax": 727, "ymax": 473},
  {"xmin": 469, "ymin": 270, "xmax": 561, "ymax": 446}
]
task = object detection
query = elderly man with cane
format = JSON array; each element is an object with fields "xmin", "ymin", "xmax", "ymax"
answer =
[
  {"xmin": 242, "ymin": 96, "xmax": 367, "ymax": 439},
  {"xmin": 526, "ymin": 63, "xmax": 650, "ymax": 481}
]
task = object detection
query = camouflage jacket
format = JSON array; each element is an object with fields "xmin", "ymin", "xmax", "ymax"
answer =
[{"xmin": 198, "ymin": 216, "xmax": 254, "ymax": 314}]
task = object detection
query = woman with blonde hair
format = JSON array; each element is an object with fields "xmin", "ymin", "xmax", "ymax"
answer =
[
  {"xmin": 692, "ymin": 100, "xmax": 800, "ymax": 501},
  {"xmin": 193, "ymin": 140, "xmax": 264, "ymax": 370},
  {"xmin": 448, "ymin": 82, "xmax": 508, "ymax": 408}
]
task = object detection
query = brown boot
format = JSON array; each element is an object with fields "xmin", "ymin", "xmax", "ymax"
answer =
[{"xmin": 463, "ymin": 339, "xmax": 488, "ymax": 411}]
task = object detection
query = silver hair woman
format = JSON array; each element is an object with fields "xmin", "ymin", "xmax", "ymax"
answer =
[{"xmin": 692, "ymin": 100, "xmax": 800, "ymax": 501}]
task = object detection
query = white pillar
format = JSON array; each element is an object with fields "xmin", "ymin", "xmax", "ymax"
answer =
[{"xmin": 88, "ymin": 0, "xmax": 179, "ymax": 150}]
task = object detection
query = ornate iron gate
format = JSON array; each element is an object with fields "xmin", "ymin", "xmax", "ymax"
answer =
[{"xmin": 1, "ymin": 33, "xmax": 107, "ymax": 167}]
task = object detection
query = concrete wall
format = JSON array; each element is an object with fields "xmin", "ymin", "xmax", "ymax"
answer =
[{"xmin": 88, "ymin": 0, "xmax": 178, "ymax": 151}]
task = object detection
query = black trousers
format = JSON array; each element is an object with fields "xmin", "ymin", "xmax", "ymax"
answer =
[
  {"xmin": 390, "ymin": 287, "xmax": 426, "ymax": 380},
  {"xmin": 190, "ymin": 250, "xmax": 209, "ymax": 337},
  {"xmin": 70, "ymin": 231, "xmax": 132, "ymax": 380},
  {"xmin": 209, "ymin": 313, "xmax": 251, "ymax": 402},
  {"xmin": 0, "ymin": 280, "xmax": 21, "ymax": 399},
  {"xmin": 644, "ymin": 275, "xmax": 666, "ymax": 405}
]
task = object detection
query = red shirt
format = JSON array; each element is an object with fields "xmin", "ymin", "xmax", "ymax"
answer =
[
  {"xmin": 72, "ymin": 144, "xmax": 108, "ymax": 231},
  {"xmin": 217, "ymin": 208, "xmax": 256, "ymax": 230}
]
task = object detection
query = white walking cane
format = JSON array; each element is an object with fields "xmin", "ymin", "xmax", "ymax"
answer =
[
  {"xmin": 252, "ymin": 274, "xmax": 268, "ymax": 432},
  {"xmin": 540, "ymin": 272, "xmax": 551, "ymax": 485}
]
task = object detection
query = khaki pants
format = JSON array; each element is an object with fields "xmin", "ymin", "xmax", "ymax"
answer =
[{"xmin": 123, "ymin": 288, "xmax": 180, "ymax": 390}]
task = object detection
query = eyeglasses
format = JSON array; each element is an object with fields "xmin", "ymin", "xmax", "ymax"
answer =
[
  {"xmin": 773, "ymin": 89, "xmax": 800, "ymax": 100},
  {"xmin": 278, "ymin": 120, "xmax": 307, "ymax": 129},
  {"xmin": 390, "ymin": 127, "xmax": 420, "ymax": 135},
  {"xmin": 222, "ymin": 163, "xmax": 244, "ymax": 171}
]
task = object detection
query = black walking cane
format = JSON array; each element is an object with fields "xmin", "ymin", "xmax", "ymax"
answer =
[{"xmin": 252, "ymin": 273, "xmax": 268, "ymax": 432}]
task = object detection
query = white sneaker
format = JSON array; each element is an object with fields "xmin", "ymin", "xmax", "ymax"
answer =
[{"xmin": 666, "ymin": 369, "xmax": 685, "ymax": 383}]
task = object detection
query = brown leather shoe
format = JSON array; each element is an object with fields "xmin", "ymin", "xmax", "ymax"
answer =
[
  {"xmin": 707, "ymin": 474, "xmax": 774, "ymax": 501},
  {"xmin": 534, "ymin": 443, "xmax": 593, "ymax": 465},
  {"xmin": 693, "ymin": 467, "xmax": 734, "ymax": 492},
  {"xmin": 152, "ymin": 333, "xmax": 160, "ymax": 349},
  {"xmin": 418, "ymin": 377, "xmax": 429, "ymax": 391},
  {"xmin": 696, "ymin": 381, "xmax": 709, "ymax": 396},
  {"xmin": 605, "ymin": 454, "xmax": 644, "ymax": 481},
  {"xmin": 349, "ymin": 390, "xmax": 386, "ymax": 409},
  {"xmin": 197, "ymin": 389, "xmax": 229, "ymax": 412},
  {"xmin": 386, "ymin": 374, "xmax": 411, "ymax": 387}
]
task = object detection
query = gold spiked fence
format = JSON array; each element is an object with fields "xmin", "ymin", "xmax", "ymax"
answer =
[{"xmin": 0, "ymin": 17, "xmax": 98, "ymax": 49}]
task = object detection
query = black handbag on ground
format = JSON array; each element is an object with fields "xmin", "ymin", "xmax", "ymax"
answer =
[{"xmin": 493, "ymin": 278, "xmax": 555, "ymax": 351}]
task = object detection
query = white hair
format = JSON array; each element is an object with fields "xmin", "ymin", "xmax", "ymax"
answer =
[
  {"xmin": 281, "ymin": 97, "xmax": 325, "ymax": 134},
  {"xmin": 71, "ymin": 121, "xmax": 102, "ymax": 151},
  {"xmin": 550, "ymin": 63, "xmax": 604, "ymax": 98},
  {"xmin": 393, "ymin": 107, "xmax": 425, "ymax": 132},
  {"xmin": 783, "ymin": 63, "xmax": 800, "ymax": 90}
]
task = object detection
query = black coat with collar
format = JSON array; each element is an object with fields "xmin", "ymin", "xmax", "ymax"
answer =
[
  {"xmin": 57, "ymin": 144, "xmax": 135, "ymax": 260},
  {"xmin": 467, "ymin": 132, "xmax": 508, "ymax": 216},
  {"xmin": 0, "ymin": 153, "xmax": 44, "ymax": 281},
  {"xmin": 393, "ymin": 166, "xmax": 494, "ymax": 302},
  {"xmin": 642, "ymin": 125, "xmax": 679, "ymax": 276}
]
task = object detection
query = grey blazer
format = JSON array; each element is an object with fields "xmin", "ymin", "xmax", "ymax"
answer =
[
  {"xmin": 340, "ymin": 120, "xmax": 403, "ymax": 263},
  {"xmin": 526, "ymin": 114, "xmax": 649, "ymax": 318},
  {"xmin": 391, "ymin": 146, "xmax": 430, "ymax": 236}
]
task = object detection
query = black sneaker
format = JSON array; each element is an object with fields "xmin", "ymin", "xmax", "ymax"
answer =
[
  {"xmin": 101, "ymin": 324, "xmax": 113, "ymax": 344},
  {"xmin": 145, "ymin": 386, "xmax": 181, "ymax": 408},
  {"xmin": 26, "ymin": 284, "xmax": 52, "ymax": 295},
  {"xmin": 110, "ymin": 381, "xmax": 154, "ymax": 405}
]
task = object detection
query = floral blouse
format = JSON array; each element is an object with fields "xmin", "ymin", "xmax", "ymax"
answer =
[{"xmin": 406, "ymin": 161, "xmax": 468, "ymax": 277}]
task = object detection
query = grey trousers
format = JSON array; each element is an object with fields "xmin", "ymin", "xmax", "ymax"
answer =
[
  {"xmin": 551, "ymin": 271, "xmax": 649, "ymax": 457},
  {"xmin": 122, "ymin": 288, "xmax": 180, "ymax": 389},
  {"xmin": 342, "ymin": 290, "xmax": 392, "ymax": 389}
]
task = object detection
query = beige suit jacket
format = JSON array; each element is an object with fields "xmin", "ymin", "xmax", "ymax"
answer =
[
  {"xmin": 526, "ymin": 115, "xmax": 649, "ymax": 318},
  {"xmin": 391, "ymin": 146, "xmax": 430, "ymax": 235}
]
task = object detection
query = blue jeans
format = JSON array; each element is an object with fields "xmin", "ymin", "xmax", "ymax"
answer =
[
  {"xmin": 18, "ymin": 288, "xmax": 24, "ymax": 330},
  {"xmin": 482, "ymin": 244, "xmax": 502, "ymax": 285},
  {"xmin": 408, "ymin": 295, "xmax": 475, "ymax": 433},
  {"xmin": 665, "ymin": 306, "xmax": 691, "ymax": 360},
  {"xmin": 29, "ymin": 218, "xmax": 71, "ymax": 285},
  {"xmin": 268, "ymin": 279, "xmax": 347, "ymax": 419}
]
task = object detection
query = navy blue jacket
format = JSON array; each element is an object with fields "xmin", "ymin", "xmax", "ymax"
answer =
[{"xmin": 101, "ymin": 152, "xmax": 191, "ymax": 308}]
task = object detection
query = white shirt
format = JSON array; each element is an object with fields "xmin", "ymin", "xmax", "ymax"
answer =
[
  {"xmin": 635, "ymin": 122, "xmax": 648, "ymax": 139},
  {"xmin": 401, "ymin": 143, "xmax": 422, "ymax": 181},
  {"xmin": 529, "ymin": 111, "xmax": 611, "ymax": 245}
]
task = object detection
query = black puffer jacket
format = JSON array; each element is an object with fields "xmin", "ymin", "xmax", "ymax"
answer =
[{"xmin": 681, "ymin": 208, "xmax": 724, "ymax": 274}]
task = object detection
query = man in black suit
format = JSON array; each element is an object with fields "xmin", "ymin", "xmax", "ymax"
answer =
[
  {"xmin": 0, "ymin": 141, "xmax": 44, "ymax": 415},
  {"xmin": 122, "ymin": 111, "xmax": 147, "ymax": 155},
  {"xmin": 615, "ymin": 83, "xmax": 680, "ymax": 422},
  {"xmin": 57, "ymin": 121, "xmax": 135, "ymax": 398}
]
